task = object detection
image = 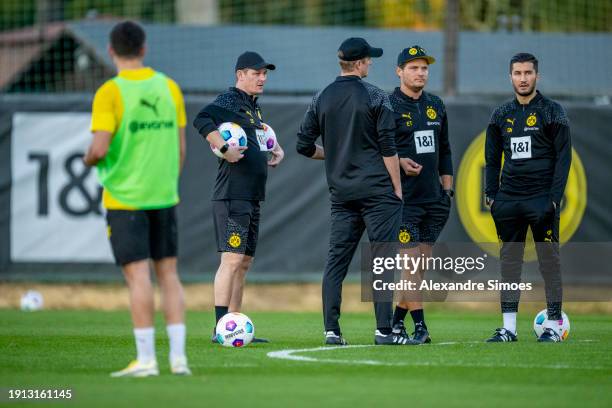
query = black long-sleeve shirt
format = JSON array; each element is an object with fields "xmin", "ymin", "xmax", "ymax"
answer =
[
  {"xmin": 389, "ymin": 88, "xmax": 453, "ymax": 203},
  {"xmin": 296, "ymin": 75, "xmax": 397, "ymax": 202},
  {"xmin": 193, "ymin": 87, "xmax": 268, "ymax": 201},
  {"xmin": 485, "ymin": 91, "xmax": 571, "ymax": 204}
]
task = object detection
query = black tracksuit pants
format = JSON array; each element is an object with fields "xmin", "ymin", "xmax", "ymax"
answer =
[
  {"xmin": 491, "ymin": 195, "xmax": 562, "ymax": 319},
  {"xmin": 323, "ymin": 191, "xmax": 402, "ymax": 332}
]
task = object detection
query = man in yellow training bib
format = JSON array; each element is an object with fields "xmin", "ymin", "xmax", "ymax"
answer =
[{"xmin": 84, "ymin": 21, "xmax": 189, "ymax": 377}]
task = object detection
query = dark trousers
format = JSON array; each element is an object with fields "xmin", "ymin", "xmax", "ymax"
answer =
[
  {"xmin": 491, "ymin": 195, "xmax": 562, "ymax": 319},
  {"xmin": 323, "ymin": 191, "xmax": 402, "ymax": 332}
]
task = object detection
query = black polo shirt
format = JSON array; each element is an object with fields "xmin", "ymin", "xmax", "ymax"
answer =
[{"xmin": 193, "ymin": 87, "xmax": 268, "ymax": 201}]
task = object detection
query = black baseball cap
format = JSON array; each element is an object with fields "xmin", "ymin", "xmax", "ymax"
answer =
[
  {"xmin": 235, "ymin": 51, "xmax": 276, "ymax": 71},
  {"xmin": 397, "ymin": 45, "xmax": 436, "ymax": 66},
  {"xmin": 338, "ymin": 37, "xmax": 383, "ymax": 61}
]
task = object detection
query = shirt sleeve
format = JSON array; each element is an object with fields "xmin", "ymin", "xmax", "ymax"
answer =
[
  {"xmin": 296, "ymin": 93, "xmax": 321, "ymax": 157},
  {"xmin": 484, "ymin": 111, "xmax": 503, "ymax": 199},
  {"xmin": 167, "ymin": 78, "xmax": 187, "ymax": 128},
  {"xmin": 193, "ymin": 105, "xmax": 219, "ymax": 138},
  {"xmin": 438, "ymin": 104, "xmax": 453, "ymax": 176},
  {"xmin": 90, "ymin": 80, "xmax": 118, "ymax": 133},
  {"xmin": 375, "ymin": 93, "xmax": 397, "ymax": 157},
  {"xmin": 549, "ymin": 106, "xmax": 572, "ymax": 204}
]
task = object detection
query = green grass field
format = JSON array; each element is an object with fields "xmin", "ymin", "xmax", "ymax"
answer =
[{"xmin": 1, "ymin": 309, "xmax": 611, "ymax": 407}]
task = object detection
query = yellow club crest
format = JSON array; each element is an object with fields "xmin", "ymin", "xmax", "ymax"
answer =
[{"xmin": 228, "ymin": 233, "xmax": 241, "ymax": 248}]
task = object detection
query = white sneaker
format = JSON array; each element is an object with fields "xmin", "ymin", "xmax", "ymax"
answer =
[
  {"xmin": 110, "ymin": 360, "xmax": 159, "ymax": 378},
  {"xmin": 170, "ymin": 356, "xmax": 192, "ymax": 376}
]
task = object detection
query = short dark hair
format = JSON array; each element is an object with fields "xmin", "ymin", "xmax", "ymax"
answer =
[
  {"xmin": 110, "ymin": 21, "xmax": 145, "ymax": 58},
  {"xmin": 509, "ymin": 53, "xmax": 538, "ymax": 73}
]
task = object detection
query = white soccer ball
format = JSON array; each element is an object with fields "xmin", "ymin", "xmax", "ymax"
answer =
[
  {"xmin": 533, "ymin": 309, "xmax": 570, "ymax": 340},
  {"xmin": 211, "ymin": 122, "xmax": 248, "ymax": 158},
  {"xmin": 261, "ymin": 123, "xmax": 277, "ymax": 151},
  {"xmin": 215, "ymin": 312, "xmax": 255, "ymax": 348},
  {"xmin": 20, "ymin": 290, "xmax": 44, "ymax": 311}
]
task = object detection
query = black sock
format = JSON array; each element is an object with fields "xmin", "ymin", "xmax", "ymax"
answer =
[
  {"xmin": 377, "ymin": 327, "xmax": 392, "ymax": 335},
  {"xmin": 393, "ymin": 306, "xmax": 409, "ymax": 326},
  {"xmin": 215, "ymin": 306, "xmax": 229, "ymax": 324},
  {"xmin": 547, "ymin": 302, "xmax": 562, "ymax": 320},
  {"xmin": 410, "ymin": 309, "xmax": 426, "ymax": 329}
]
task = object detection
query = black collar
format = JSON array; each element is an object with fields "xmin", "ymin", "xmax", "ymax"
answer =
[
  {"xmin": 230, "ymin": 86, "xmax": 258, "ymax": 106},
  {"xmin": 336, "ymin": 75, "xmax": 362, "ymax": 82},
  {"xmin": 514, "ymin": 90, "xmax": 543, "ymax": 107},
  {"xmin": 393, "ymin": 87, "xmax": 425, "ymax": 103}
]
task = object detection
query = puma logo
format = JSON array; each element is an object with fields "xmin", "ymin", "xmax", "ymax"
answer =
[
  {"xmin": 140, "ymin": 97, "xmax": 160, "ymax": 117},
  {"xmin": 506, "ymin": 118, "xmax": 515, "ymax": 125}
]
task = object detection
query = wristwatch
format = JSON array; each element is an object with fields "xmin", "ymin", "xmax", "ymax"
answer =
[
  {"xmin": 219, "ymin": 143, "xmax": 230, "ymax": 154},
  {"xmin": 444, "ymin": 189, "xmax": 455, "ymax": 198}
]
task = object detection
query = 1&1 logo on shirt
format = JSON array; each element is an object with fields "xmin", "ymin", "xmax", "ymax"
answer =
[
  {"xmin": 510, "ymin": 136, "xmax": 532, "ymax": 159},
  {"xmin": 414, "ymin": 130, "xmax": 435, "ymax": 154}
]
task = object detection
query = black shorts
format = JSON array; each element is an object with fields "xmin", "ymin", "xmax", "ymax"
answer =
[
  {"xmin": 401, "ymin": 194, "xmax": 451, "ymax": 246},
  {"xmin": 213, "ymin": 200, "xmax": 260, "ymax": 257},
  {"xmin": 106, "ymin": 206, "xmax": 178, "ymax": 266}
]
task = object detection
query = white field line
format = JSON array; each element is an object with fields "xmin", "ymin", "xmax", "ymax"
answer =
[{"xmin": 266, "ymin": 340, "xmax": 609, "ymax": 370}]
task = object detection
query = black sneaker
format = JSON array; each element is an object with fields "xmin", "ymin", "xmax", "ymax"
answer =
[
  {"xmin": 325, "ymin": 331, "xmax": 348, "ymax": 346},
  {"xmin": 211, "ymin": 329, "xmax": 218, "ymax": 344},
  {"xmin": 485, "ymin": 328, "xmax": 517, "ymax": 342},
  {"xmin": 374, "ymin": 330, "xmax": 420, "ymax": 345},
  {"xmin": 412, "ymin": 323, "xmax": 431, "ymax": 344},
  {"xmin": 537, "ymin": 328, "xmax": 562, "ymax": 343}
]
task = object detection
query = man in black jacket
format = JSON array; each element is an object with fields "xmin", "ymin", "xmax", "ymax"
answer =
[
  {"xmin": 297, "ymin": 38, "xmax": 417, "ymax": 346},
  {"xmin": 485, "ymin": 53, "xmax": 571, "ymax": 343},
  {"xmin": 389, "ymin": 46, "xmax": 453, "ymax": 344},
  {"xmin": 193, "ymin": 51, "xmax": 285, "ymax": 343}
]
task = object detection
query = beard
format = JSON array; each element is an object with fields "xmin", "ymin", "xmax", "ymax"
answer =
[{"xmin": 513, "ymin": 82, "xmax": 536, "ymax": 97}]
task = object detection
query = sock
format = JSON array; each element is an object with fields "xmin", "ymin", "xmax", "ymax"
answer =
[
  {"xmin": 377, "ymin": 327, "xmax": 392, "ymax": 335},
  {"xmin": 410, "ymin": 309, "xmax": 427, "ymax": 330},
  {"xmin": 393, "ymin": 306, "xmax": 409, "ymax": 326},
  {"xmin": 502, "ymin": 312, "xmax": 517, "ymax": 335},
  {"xmin": 133, "ymin": 327, "xmax": 155, "ymax": 364},
  {"xmin": 166, "ymin": 323, "xmax": 186, "ymax": 361},
  {"xmin": 215, "ymin": 306, "xmax": 229, "ymax": 324},
  {"xmin": 546, "ymin": 303, "xmax": 562, "ymax": 320}
]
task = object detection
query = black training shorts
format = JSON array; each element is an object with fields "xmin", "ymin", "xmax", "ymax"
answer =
[
  {"xmin": 106, "ymin": 206, "xmax": 178, "ymax": 266},
  {"xmin": 212, "ymin": 199, "xmax": 260, "ymax": 257}
]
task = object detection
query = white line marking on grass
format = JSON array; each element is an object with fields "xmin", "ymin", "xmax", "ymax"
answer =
[{"xmin": 267, "ymin": 342, "xmax": 608, "ymax": 370}]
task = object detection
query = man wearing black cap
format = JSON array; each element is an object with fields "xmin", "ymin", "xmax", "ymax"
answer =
[
  {"xmin": 485, "ymin": 53, "xmax": 570, "ymax": 343},
  {"xmin": 193, "ymin": 51, "xmax": 284, "ymax": 343},
  {"xmin": 297, "ymin": 38, "xmax": 417, "ymax": 346},
  {"xmin": 389, "ymin": 46, "xmax": 453, "ymax": 344}
]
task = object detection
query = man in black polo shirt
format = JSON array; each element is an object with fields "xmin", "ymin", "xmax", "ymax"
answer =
[
  {"xmin": 389, "ymin": 46, "xmax": 453, "ymax": 344},
  {"xmin": 485, "ymin": 53, "xmax": 571, "ymax": 343},
  {"xmin": 193, "ymin": 51, "xmax": 285, "ymax": 343},
  {"xmin": 297, "ymin": 38, "xmax": 418, "ymax": 346}
]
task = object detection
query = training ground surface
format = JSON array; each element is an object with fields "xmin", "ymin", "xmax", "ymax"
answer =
[{"xmin": 1, "ymin": 310, "xmax": 610, "ymax": 407}]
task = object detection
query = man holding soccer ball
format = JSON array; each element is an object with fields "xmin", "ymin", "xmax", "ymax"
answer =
[
  {"xmin": 485, "ymin": 53, "xmax": 571, "ymax": 343},
  {"xmin": 193, "ymin": 51, "xmax": 284, "ymax": 343}
]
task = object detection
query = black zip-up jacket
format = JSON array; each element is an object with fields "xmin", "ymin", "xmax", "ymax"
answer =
[
  {"xmin": 389, "ymin": 88, "xmax": 453, "ymax": 203},
  {"xmin": 193, "ymin": 87, "xmax": 268, "ymax": 201},
  {"xmin": 296, "ymin": 75, "xmax": 397, "ymax": 202},
  {"xmin": 485, "ymin": 91, "xmax": 571, "ymax": 204}
]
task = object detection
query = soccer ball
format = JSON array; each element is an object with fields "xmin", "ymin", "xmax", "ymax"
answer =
[
  {"xmin": 261, "ymin": 123, "xmax": 277, "ymax": 151},
  {"xmin": 215, "ymin": 312, "xmax": 255, "ymax": 348},
  {"xmin": 533, "ymin": 309, "xmax": 570, "ymax": 340},
  {"xmin": 210, "ymin": 122, "xmax": 248, "ymax": 158},
  {"xmin": 20, "ymin": 290, "xmax": 44, "ymax": 311}
]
